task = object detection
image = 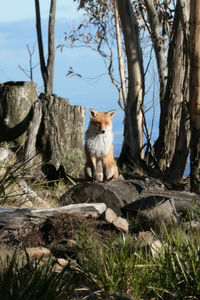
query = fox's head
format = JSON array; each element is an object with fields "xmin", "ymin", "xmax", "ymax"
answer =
[{"xmin": 89, "ymin": 108, "xmax": 116, "ymax": 134}]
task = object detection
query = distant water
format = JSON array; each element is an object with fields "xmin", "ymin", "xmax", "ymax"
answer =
[{"xmin": 114, "ymin": 144, "xmax": 122, "ymax": 157}]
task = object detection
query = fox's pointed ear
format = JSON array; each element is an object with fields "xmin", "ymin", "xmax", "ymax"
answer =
[
  {"xmin": 89, "ymin": 109, "xmax": 97, "ymax": 118},
  {"xmin": 106, "ymin": 110, "xmax": 116, "ymax": 118}
]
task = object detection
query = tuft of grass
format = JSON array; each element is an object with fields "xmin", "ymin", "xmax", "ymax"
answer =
[
  {"xmin": 71, "ymin": 219, "xmax": 200, "ymax": 299},
  {"xmin": 143, "ymin": 225, "xmax": 200, "ymax": 299},
  {"xmin": 0, "ymin": 251, "xmax": 74, "ymax": 300}
]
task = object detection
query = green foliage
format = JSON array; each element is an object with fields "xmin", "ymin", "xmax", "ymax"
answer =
[
  {"xmin": 74, "ymin": 234, "xmax": 150, "ymax": 298},
  {"xmin": 0, "ymin": 252, "xmax": 73, "ymax": 300},
  {"xmin": 143, "ymin": 226, "xmax": 200, "ymax": 299},
  {"xmin": 72, "ymin": 220, "xmax": 200, "ymax": 299}
]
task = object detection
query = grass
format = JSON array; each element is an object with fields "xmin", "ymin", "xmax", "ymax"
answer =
[
  {"xmin": 0, "ymin": 251, "xmax": 75, "ymax": 300},
  {"xmin": 1, "ymin": 153, "xmax": 200, "ymax": 299},
  {"xmin": 0, "ymin": 218, "xmax": 200, "ymax": 299},
  {"xmin": 71, "ymin": 221, "xmax": 200, "ymax": 299}
]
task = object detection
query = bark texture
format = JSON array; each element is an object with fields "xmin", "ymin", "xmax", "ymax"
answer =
[
  {"xmin": 38, "ymin": 93, "xmax": 85, "ymax": 170},
  {"xmin": 144, "ymin": 0, "xmax": 168, "ymax": 104},
  {"xmin": 0, "ymin": 81, "xmax": 37, "ymax": 145},
  {"xmin": 35, "ymin": 0, "xmax": 56, "ymax": 94},
  {"xmin": 189, "ymin": 1, "xmax": 200, "ymax": 193},
  {"xmin": 154, "ymin": 0, "xmax": 190, "ymax": 181},
  {"xmin": 118, "ymin": 0, "xmax": 144, "ymax": 167}
]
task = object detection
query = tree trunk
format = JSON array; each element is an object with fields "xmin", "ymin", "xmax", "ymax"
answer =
[
  {"xmin": 114, "ymin": 0, "xmax": 127, "ymax": 109},
  {"xmin": 144, "ymin": 0, "xmax": 168, "ymax": 105},
  {"xmin": 35, "ymin": 0, "xmax": 56, "ymax": 94},
  {"xmin": 46, "ymin": 0, "xmax": 56, "ymax": 94},
  {"xmin": 189, "ymin": 1, "xmax": 200, "ymax": 193},
  {"xmin": 24, "ymin": 100, "xmax": 42, "ymax": 167},
  {"xmin": 118, "ymin": 0, "xmax": 144, "ymax": 168},
  {"xmin": 154, "ymin": 0, "xmax": 190, "ymax": 181},
  {"xmin": 0, "ymin": 81, "xmax": 37, "ymax": 146}
]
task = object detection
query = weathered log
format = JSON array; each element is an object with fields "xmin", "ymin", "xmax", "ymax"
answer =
[
  {"xmin": 0, "ymin": 81, "xmax": 37, "ymax": 145},
  {"xmin": 0, "ymin": 203, "xmax": 106, "ymax": 245},
  {"xmin": 63, "ymin": 178, "xmax": 200, "ymax": 216}
]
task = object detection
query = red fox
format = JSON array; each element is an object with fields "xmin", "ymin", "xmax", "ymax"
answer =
[{"xmin": 84, "ymin": 108, "xmax": 119, "ymax": 182}]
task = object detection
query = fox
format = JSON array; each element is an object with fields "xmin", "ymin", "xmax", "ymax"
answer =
[{"xmin": 84, "ymin": 108, "xmax": 119, "ymax": 182}]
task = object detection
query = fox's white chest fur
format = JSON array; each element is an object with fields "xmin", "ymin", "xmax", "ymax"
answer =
[{"xmin": 86, "ymin": 128, "xmax": 113, "ymax": 158}]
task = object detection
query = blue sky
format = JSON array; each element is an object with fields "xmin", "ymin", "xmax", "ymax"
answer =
[{"xmin": 1, "ymin": 1, "xmax": 160, "ymax": 155}]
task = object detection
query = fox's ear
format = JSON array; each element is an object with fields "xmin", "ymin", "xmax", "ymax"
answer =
[
  {"xmin": 106, "ymin": 110, "xmax": 116, "ymax": 118},
  {"xmin": 89, "ymin": 108, "xmax": 97, "ymax": 118}
]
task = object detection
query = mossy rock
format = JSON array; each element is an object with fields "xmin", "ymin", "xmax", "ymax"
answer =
[{"xmin": 62, "ymin": 148, "xmax": 85, "ymax": 179}]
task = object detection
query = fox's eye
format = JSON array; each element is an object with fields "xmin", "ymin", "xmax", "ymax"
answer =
[{"xmin": 96, "ymin": 122, "xmax": 101, "ymax": 127}]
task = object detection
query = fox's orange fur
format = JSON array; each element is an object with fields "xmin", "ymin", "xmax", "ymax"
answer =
[{"xmin": 84, "ymin": 109, "xmax": 119, "ymax": 182}]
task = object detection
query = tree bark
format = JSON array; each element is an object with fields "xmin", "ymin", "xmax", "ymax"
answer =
[
  {"xmin": 24, "ymin": 100, "xmax": 42, "ymax": 167},
  {"xmin": 0, "ymin": 81, "xmax": 37, "ymax": 146},
  {"xmin": 118, "ymin": 0, "xmax": 144, "ymax": 167},
  {"xmin": 38, "ymin": 93, "xmax": 85, "ymax": 170},
  {"xmin": 34, "ymin": 0, "xmax": 48, "ymax": 90},
  {"xmin": 144, "ymin": 0, "xmax": 168, "ymax": 104},
  {"xmin": 114, "ymin": 0, "xmax": 127, "ymax": 109},
  {"xmin": 35, "ymin": 0, "xmax": 56, "ymax": 94},
  {"xmin": 46, "ymin": 0, "xmax": 56, "ymax": 94},
  {"xmin": 154, "ymin": 0, "xmax": 190, "ymax": 181},
  {"xmin": 189, "ymin": 1, "xmax": 200, "ymax": 193}
]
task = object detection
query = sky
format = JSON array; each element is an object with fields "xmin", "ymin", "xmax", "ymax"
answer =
[{"xmin": 0, "ymin": 0, "xmax": 159, "ymax": 155}]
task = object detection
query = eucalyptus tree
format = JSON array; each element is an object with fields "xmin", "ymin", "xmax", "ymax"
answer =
[
  {"xmin": 35, "ymin": 0, "xmax": 56, "ymax": 94},
  {"xmin": 189, "ymin": 1, "xmax": 200, "ymax": 193},
  {"xmin": 71, "ymin": 0, "xmax": 192, "ymax": 183}
]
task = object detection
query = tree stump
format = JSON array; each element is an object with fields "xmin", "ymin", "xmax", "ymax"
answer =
[
  {"xmin": 0, "ymin": 81, "xmax": 37, "ymax": 145},
  {"xmin": 37, "ymin": 93, "xmax": 85, "ymax": 170}
]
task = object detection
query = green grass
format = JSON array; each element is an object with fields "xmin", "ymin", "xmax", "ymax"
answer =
[
  {"xmin": 72, "ymin": 222, "xmax": 200, "ymax": 299},
  {"xmin": 0, "ymin": 221, "xmax": 200, "ymax": 299},
  {"xmin": 0, "ymin": 252, "xmax": 75, "ymax": 300}
]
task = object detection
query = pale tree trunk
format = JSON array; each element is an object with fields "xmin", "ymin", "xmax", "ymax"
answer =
[
  {"xmin": 144, "ymin": 0, "xmax": 168, "ymax": 105},
  {"xmin": 189, "ymin": 1, "xmax": 200, "ymax": 194},
  {"xmin": 118, "ymin": 0, "xmax": 144, "ymax": 167},
  {"xmin": 114, "ymin": 0, "xmax": 127, "ymax": 109},
  {"xmin": 35, "ymin": 0, "xmax": 56, "ymax": 94},
  {"xmin": 154, "ymin": 0, "xmax": 190, "ymax": 181}
]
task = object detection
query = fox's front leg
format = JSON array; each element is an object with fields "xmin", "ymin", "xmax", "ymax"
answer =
[
  {"xmin": 90, "ymin": 156, "xmax": 97, "ymax": 182},
  {"xmin": 102, "ymin": 157, "xmax": 118, "ymax": 182},
  {"xmin": 85, "ymin": 156, "xmax": 97, "ymax": 182}
]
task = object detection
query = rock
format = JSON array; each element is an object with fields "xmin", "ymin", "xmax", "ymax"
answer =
[
  {"xmin": 105, "ymin": 208, "xmax": 117, "ymax": 223},
  {"xmin": 136, "ymin": 231, "xmax": 162, "ymax": 256},
  {"xmin": 25, "ymin": 247, "xmax": 51, "ymax": 260},
  {"xmin": 137, "ymin": 231, "xmax": 154, "ymax": 247},
  {"xmin": 0, "ymin": 148, "xmax": 10, "ymax": 162},
  {"xmin": 150, "ymin": 239, "xmax": 162, "ymax": 257},
  {"xmin": 54, "ymin": 263, "xmax": 63, "ymax": 273},
  {"xmin": 113, "ymin": 217, "xmax": 129, "ymax": 233},
  {"xmin": 63, "ymin": 180, "xmax": 140, "ymax": 216},
  {"xmin": 105, "ymin": 208, "xmax": 128, "ymax": 233},
  {"xmin": 57, "ymin": 258, "xmax": 69, "ymax": 267}
]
